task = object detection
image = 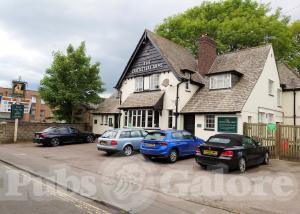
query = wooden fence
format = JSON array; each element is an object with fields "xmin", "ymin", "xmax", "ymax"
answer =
[{"xmin": 244, "ymin": 123, "xmax": 300, "ymax": 160}]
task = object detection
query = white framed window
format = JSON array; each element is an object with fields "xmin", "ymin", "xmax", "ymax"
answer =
[
  {"xmin": 150, "ymin": 74, "xmax": 160, "ymax": 90},
  {"xmin": 277, "ymin": 88, "xmax": 282, "ymax": 107},
  {"xmin": 267, "ymin": 113, "xmax": 274, "ymax": 123},
  {"xmin": 248, "ymin": 116, "xmax": 252, "ymax": 123},
  {"xmin": 258, "ymin": 112, "xmax": 266, "ymax": 123},
  {"xmin": 268, "ymin": 79, "xmax": 274, "ymax": 96},
  {"xmin": 135, "ymin": 76, "xmax": 144, "ymax": 92},
  {"xmin": 31, "ymin": 96, "xmax": 37, "ymax": 103},
  {"xmin": 205, "ymin": 115, "xmax": 215, "ymax": 130},
  {"xmin": 168, "ymin": 110, "xmax": 173, "ymax": 129},
  {"xmin": 124, "ymin": 109, "xmax": 159, "ymax": 128},
  {"xmin": 209, "ymin": 74, "xmax": 231, "ymax": 89}
]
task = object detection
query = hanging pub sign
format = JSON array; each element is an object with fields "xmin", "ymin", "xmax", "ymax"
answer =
[
  {"xmin": 218, "ymin": 117, "xmax": 238, "ymax": 133},
  {"xmin": 12, "ymin": 80, "xmax": 26, "ymax": 97}
]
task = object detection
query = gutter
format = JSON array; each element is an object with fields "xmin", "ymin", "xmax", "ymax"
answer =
[{"xmin": 175, "ymin": 79, "xmax": 187, "ymax": 129}]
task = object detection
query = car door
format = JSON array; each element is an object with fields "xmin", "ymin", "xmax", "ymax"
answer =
[
  {"xmin": 69, "ymin": 128, "xmax": 80, "ymax": 142},
  {"xmin": 182, "ymin": 131, "xmax": 196, "ymax": 154},
  {"xmin": 119, "ymin": 131, "xmax": 131, "ymax": 149},
  {"xmin": 171, "ymin": 131, "xmax": 189, "ymax": 156},
  {"xmin": 130, "ymin": 130, "xmax": 144, "ymax": 150},
  {"xmin": 58, "ymin": 127, "xmax": 72, "ymax": 143},
  {"xmin": 242, "ymin": 137, "xmax": 260, "ymax": 166}
]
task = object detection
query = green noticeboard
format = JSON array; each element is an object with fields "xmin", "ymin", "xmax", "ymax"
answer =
[
  {"xmin": 218, "ymin": 117, "xmax": 238, "ymax": 133},
  {"xmin": 11, "ymin": 104, "xmax": 24, "ymax": 119}
]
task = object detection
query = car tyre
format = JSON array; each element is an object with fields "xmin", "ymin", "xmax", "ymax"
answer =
[
  {"xmin": 51, "ymin": 138, "xmax": 60, "ymax": 147},
  {"xmin": 86, "ymin": 135, "xmax": 94, "ymax": 143},
  {"xmin": 123, "ymin": 145, "xmax": 133, "ymax": 156},
  {"xmin": 168, "ymin": 149, "xmax": 178, "ymax": 163},
  {"xmin": 238, "ymin": 157, "xmax": 246, "ymax": 173},
  {"xmin": 263, "ymin": 152, "xmax": 269, "ymax": 165}
]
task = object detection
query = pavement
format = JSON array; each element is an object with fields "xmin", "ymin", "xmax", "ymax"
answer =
[{"xmin": 0, "ymin": 142, "xmax": 300, "ymax": 214}]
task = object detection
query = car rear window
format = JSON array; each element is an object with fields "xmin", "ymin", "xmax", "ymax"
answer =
[
  {"xmin": 145, "ymin": 132, "xmax": 166, "ymax": 140},
  {"xmin": 43, "ymin": 127, "xmax": 58, "ymax": 134},
  {"xmin": 207, "ymin": 137, "xmax": 231, "ymax": 144},
  {"xmin": 102, "ymin": 130, "xmax": 117, "ymax": 139}
]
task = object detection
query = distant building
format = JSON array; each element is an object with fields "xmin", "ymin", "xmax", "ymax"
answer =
[{"xmin": 0, "ymin": 87, "xmax": 53, "ymax": 122}]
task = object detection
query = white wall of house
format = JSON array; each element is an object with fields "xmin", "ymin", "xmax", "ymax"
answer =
[
  {"xmin": 119, "ymin": 71, "xmax": 200, "ymax": 130},
  {"xmin": 194, "ymin": 114, "xmax": 243, "ymax": 140},
  {"xmin": 241, "ymin": 47, "xmax": 283, "ymax": 125},
  {"xmin": 281, "ymin": 91, "xmax": 300, "ymax": 125},
  {"xmin": 92, "ymin": 114, "xmax": 115, "ymax": 134}
]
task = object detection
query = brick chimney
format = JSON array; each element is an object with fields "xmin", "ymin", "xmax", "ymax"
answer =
[{"xmin": 198, "ymin": 34, "xmax": 217, "ymax": 76}]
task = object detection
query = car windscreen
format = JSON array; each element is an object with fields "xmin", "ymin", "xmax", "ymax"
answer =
[
  {"xmin": 207, "ymin": 137, "xmax": 231, "ymax": 144},
  {"xmin": 145, "ymin": 132, "xmax": 166, "ymax": 140},
  {"xmin": 101, "ymin": 130, "xmax": 117, "ymax": 139}
]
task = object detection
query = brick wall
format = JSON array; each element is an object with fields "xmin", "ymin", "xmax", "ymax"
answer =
[{"xmin": 0, "ymin": 122, "xmax": 90, "ymax": 144}]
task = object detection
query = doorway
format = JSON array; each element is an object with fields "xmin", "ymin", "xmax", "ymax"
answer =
[{"xmin": 184, "ymin": 114, "xmax": 195, "ymax": 135}]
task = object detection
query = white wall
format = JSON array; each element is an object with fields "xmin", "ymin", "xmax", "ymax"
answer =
[
  {"xmin": 92, "ymin": 114, "xmax": 115, "ymax": 134},
  {"xmin": 194, "ymin": 114, "xmax": 243, "ymax": 140},
  {"xmin": 282, "ymin": 91, "xmax": 300, "ymax": 125},
  {"xmin": 242, "ymin": 46, "xmax": 283, "ymax": 124}
]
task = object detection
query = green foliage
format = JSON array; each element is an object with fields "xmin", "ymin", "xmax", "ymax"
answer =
[
  {"xmin": 39, "ymin": 42, "xmax": 104, "ymax": 123},
  {"xmin": 155, "ymin": 0, "xmax": 300, "ymax": 70}
]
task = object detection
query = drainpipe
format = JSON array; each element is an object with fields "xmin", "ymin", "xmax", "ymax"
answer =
[
  {"xmin": 118, "ymin": 90, "xmax": 122, "ymax": 128},
  {"xmin": 175, "ymin": 79, "xmax": 186, "ymax": 130},
  {"xmin": 293, "ymin": 88, "xmax": 296, "ymax": 126}
]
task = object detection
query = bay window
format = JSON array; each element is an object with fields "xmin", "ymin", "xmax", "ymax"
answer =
[
  {"xmin": 123, "ymin": 109, "xmax": 159, "ymax": 128},
  {"xmin": 209, "ymin": 74, "xmax": 231, "ymax": 89},
  {"xmin": 135, "ymin": 76, "xmax": 144, "ymax": 92}
]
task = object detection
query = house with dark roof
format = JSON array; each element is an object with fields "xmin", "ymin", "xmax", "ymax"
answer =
[{"xmin": 93, "ymin": 29, "xmax": 293, "ymax": 139}]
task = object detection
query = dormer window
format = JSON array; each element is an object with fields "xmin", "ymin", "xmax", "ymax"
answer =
[{"xmin": 209, "ymin": 73, "xmax": 231, "ymax": 90}]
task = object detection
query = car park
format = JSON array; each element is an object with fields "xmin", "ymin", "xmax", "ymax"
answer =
[
  {"xmin": 140, "ymin": 130, "xmax": 204, "ymax": 163},
  {"xmin": 33, "ymin": 127, "xmax": 95, "ymax": 146},
  {"xmin": 96, "ymin": 128, "xmax": 146, "ymax": 156},
  {"xmin": 195, "ymin": 134, "xmax": 269, "ymax": 173}
]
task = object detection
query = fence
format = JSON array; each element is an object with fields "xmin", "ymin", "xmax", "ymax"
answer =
[
  {"xmin": 0, "ymin": 122, "xmax": 91, "ymax": 144},
  {"xmin": 244, "ymin": 123, "xmax": 300, "ymax": 160}
]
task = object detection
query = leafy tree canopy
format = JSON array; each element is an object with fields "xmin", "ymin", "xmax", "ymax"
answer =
[
  {"xmin": 39, "ymin": 42, "xmax": 104, "ymax": 123},
  {"xmin": 155, "ymin": 0, "xmax": 300, "ymax": 70}
]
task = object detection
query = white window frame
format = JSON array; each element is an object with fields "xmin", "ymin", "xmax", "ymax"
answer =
[
  {"xmin": 258, "ymin": 112, "xmax": 266, "ymax": 123},
  {"xmin": 150, "ymin": 74, "xmax": 160, "ymax": 90},
  {"xmin": 209, "ymin": 74, "xmax": 232, "ymax": 90},
  {"xmin": 31, "ymin": 96, "xmax": 37, "ymax": 103},
  {"xmin": 268, "ymin": 79, "xmax": 274, "ymax": 96},
  {"xmin": 124, "ymin": 109, "xmax": 159, "ymax": 128},
  {"xmin": 135, "ymin": 76, "xmax": 144, "ymax": 92},
  {"xmin": 205, "ymin": 115, "xmax": 215, "ymax": 130}
]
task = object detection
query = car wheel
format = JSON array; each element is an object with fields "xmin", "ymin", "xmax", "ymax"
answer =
[
  {"xmin": 86, "ymin": 135, "xmax": 94, "ymax": 143},
  {"xmin": 238, "ymin": 157, "xmax": 246, "ymax": 173},
  {"xmin": 51, "ymin": 138, "xmax": 60, "ymax": 147},
  {"xmin": 168, "ymin": 149, "xmax": 178, "ymax": 163},
  {"xmin": 263, "ymin": 152, "xmax": 269, "ymax": 165},
  {"xmin": 123, "ymin": 145, "xmax": 133, "ymax": 156}
]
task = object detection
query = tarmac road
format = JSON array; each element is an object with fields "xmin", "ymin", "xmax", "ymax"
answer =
[{"xmin": 0, "ymin": 161, "xmax": 119, "ymax": 214}]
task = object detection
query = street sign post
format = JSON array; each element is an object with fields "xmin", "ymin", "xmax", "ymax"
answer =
[{"xmin": 11, "ymin": 104, "xmax": 24, "ymax": 119}]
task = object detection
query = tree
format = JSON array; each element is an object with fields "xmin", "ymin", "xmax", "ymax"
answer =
[
  {"xmin": 39, "ymin": 42, "xmax": 104, "ymax": 123},
  {"xmin": 155, "ymin": 0, "xmax": 300, "ymax": 70}
]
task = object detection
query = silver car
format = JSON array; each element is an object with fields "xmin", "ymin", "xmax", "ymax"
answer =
[{"xmin": 96, "ymin": 128, "xmax": 146, "ymax": 156}]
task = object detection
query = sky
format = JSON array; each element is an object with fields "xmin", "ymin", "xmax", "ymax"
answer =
[{"xmin": 0, "ymin": 0, "xmax": 299, "ymax": 98}]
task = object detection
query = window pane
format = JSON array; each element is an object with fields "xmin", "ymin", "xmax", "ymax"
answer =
[
  {"xmin": 142, "ymin": 110, "xmax": 146, "ymax": 127},
  {"xmin": 208, "ymin": 137, "xmax": 231, "ymax": 144},
  {"xmin": 183, "ymin": 131, "xmax": 193, "ymax": 139},
  {"xmin": 145, "ymin": 132, "xmax": 166, "ymax": 140},
  {"xmin": 147, "ymin": 110, "xmax": 153, "ymax": 127},
  {"xmin": 102, "ymin": 130, "xmax": 117, "ymax": 138},
  {"xmin": 154, "ymin": 111, "xmax": 159, "ymax": 128},
  {"xmin": 168, "ymin": 110, "xmax": 173, "ymax": 129},
  {"xmin": 135, "ymin": 77, "xmax": 144, "ymax": 92},
  {"xmin": 205, "ymin": 115, "xmax": 215, "ymax": 129},
  {"xmin": 171, "ymin": 132, "xmax": 183, "ymax": 140},
  {"xmin": 131, "ymin": 130, "xmax": 141, "ymax": 138},
  {"xmin": 119, "ymin": 131, "xmax": 131, "ymax": 138}
]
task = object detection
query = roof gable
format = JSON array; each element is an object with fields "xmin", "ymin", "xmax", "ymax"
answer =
[
  {"xmin": 115, "ymin": 30, "xmax": 204, "ymax": 89},
  {"xmin": 277, "ymin": 62, "xmax": 300, "ymax": 90}
]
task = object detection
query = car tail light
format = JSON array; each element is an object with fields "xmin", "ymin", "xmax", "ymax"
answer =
[
  {"xmin": 111, "ymin": 140, "xmax": 118, "ymax": 146},
  {"xmin": 221, "ymin": 150, "xmax": 234, "ymax": 157},
  {"xmin": 159, "ymin": 142, "xmax": 168, "ymax": 146},
  {"xmin": 195, "ymin": 147, "xmax": 201, "ymax": 154},
  {"xmin": 40, "ymin": 134, "xmax": 45, "ymax": 139}
]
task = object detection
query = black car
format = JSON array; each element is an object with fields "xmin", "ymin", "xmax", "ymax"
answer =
[
  {"xmin": 33, "ymin": 127, "xmax": 95, "ymax": 146},
  {"xmin": 195, "ymin": 134, "xmax": 269, "ymax": 173}
]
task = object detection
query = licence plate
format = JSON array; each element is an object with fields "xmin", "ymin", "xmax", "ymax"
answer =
[
  {"xmin": 100, "ymin": 141, "xmax": 107, "ymax": 145},
  {"xmin": 146, "ymin": 143, "xmax": 155, "ymax": 147},
  {"xmin": 203, "ymin": 150, "xmax": 218, "ymax": 156}
]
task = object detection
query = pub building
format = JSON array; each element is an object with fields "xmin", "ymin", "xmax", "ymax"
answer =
[{"xmin": 93, "ymin": 29, "xmax": 299, "ymax": 140}]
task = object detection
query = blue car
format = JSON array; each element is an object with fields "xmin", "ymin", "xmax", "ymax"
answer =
[{"xmin": 140, "ymin": 130, "xmax": 204, "ymax": 163}]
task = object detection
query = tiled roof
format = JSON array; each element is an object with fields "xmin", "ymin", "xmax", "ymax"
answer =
[
  {"xmin": 181, "ymin": 45, "xmax": 271, "ymax": 113},
  {"xmin": 277, "ymin": 63, "xmax": 300, "ymax": 90},
  {"xmin": 93, "ymin": 95, "xmax": 120, "ymax": 114},
  {"xmin": 145, "ymin": 30, "xmax": 204, "ymax": 84},
  {"xmin": 119, "ymin": 91, "xmax": 164, "ymax": 109}
]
